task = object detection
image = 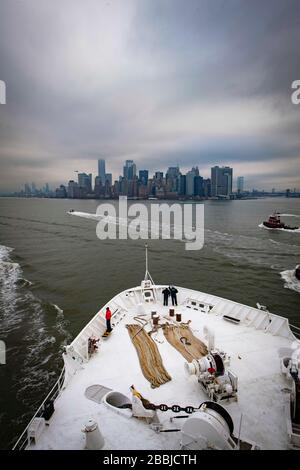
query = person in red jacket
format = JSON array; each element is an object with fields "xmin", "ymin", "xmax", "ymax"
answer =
[{"xmin": 105, "ymin": 307, "xmax": 112, "ymax": 333}]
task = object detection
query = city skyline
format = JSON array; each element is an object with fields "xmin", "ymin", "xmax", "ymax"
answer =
[
  {"xmin": 2, "ymin": 151, "xmax": 299, "ymax": 194},
  {"xmin": 12, "ymin": 158, "xmax": 300, "ymax": 199},
  {"xmin": 1, "ymin": 1, "xmax": 300, "ymax": 191},
  {"xmin": 7, "ymin": 156, "xmax": 300, "ymax": 195},
  {"xmin": 20, "ymin": 160, "xmax": 237, "ymax": 198}
]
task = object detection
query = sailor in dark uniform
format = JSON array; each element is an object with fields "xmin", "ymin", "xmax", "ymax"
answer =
[
  {"xmin": 170, "ymin": 286, "xmax": 178, "ymax": 306},
  {"xmin": 162, "ymin": 287, "xmax": 170, "ymax": 306}
]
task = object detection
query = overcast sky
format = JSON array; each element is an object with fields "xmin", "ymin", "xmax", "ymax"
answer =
[{"xmin": 0, "ymin": 0, "xmax": 300, "ymax": 191}]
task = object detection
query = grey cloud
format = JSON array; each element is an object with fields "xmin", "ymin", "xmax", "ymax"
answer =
[{"xmin": 0, "ymin": 0, "xmax": 300, "ymax": 191}]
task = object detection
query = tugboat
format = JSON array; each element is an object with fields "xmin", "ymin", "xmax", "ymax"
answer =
[{"xmin": 262, "ymin": 212, "xmax": 299, "ymax": 230}]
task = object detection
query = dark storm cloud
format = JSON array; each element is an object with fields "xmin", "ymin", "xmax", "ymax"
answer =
[{"xmin": 0, "ymin": 0, "xmax": 300, "ymax": 191}]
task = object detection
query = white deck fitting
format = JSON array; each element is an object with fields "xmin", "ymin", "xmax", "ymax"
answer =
[{"xmin": 27, "ymin": 285, "xmax": 297, "ymax": 450}]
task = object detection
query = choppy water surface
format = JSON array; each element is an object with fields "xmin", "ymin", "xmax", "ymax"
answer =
[{"xmin": 0, "ymin": 197, "xmax": 300, "ymax": 449}]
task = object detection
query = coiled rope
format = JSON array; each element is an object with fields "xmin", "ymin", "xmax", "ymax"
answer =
[
  {"xmin": 162, "ymin": 323, "xmax": 208, "ymax": 362},
  {"xmin": 127, "ymin": 324, "xmax": 172, "ymax": 388}
]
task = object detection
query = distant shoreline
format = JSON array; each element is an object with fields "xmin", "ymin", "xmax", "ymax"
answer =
[{"xmin": 1, "ymin": 195, "xmax": 299, "ymax": 201}]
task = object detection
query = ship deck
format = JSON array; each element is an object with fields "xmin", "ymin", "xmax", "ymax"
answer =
[{"xmin": 25, "ymin": 284, "xmax": 297, "ymax": 450}]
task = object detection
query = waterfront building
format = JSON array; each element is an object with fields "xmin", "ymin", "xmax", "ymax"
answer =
[
  {"xmin": 67, "ymin": 180, "xmax": 80, "ymax": 198},
  {"xmin": 194, "ymin": 175, "xmax": 204, "ymax": 197},
  {"xmin": 24, "ymin": 183, "xmax": 31, "ymax": 197},
  {"xmin": 31, "ymin": 182, "xmax": 37, "ymax": 195},
  {"xmin": 94, "ymin": 176, "xmax": 104, "ymax": 197},
  {"xmin": 237, "ymin": 176, "xmax": 244, "ymax": 193},
  {"xmin": 166, "ymin": 166, "xmax": 180, "ymax": 193},
  {"xmin": 55, "ymin": 185, "xmax": 67, "ymax": 198},
  {"xmin": 211, "ymin": 166, "xmax": 233, "ymax": 197},
  {"xmin": 186, "ymin": 168, "xmax": 199, "ymax": 196},
  {"xmin": 203, "ymin": 178, "xmax": 212, "ymax": 198},
  {"xmin": 179, "ymin": 174, "xmax": 186, "ymax": 196},
  {"xmin": 78, "ymin": 173, "xmax": 92, "ymax": 195}
]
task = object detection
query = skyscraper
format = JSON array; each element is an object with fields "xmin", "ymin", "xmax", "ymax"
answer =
[
  {"xmin": 203, "ymin": 178, "xmax": 212, "ymax": 198},
  {"xmin": 237, "ymin": 176, "xmax": 244, "ymax": 193},
  {"xmin": 194, "ymin": 175, "xmax": 204, "ymax": 197},
  {"xmin": 98, "ymin": 159, "xmax": 106, "ymax": 184},
  {"xmin": 183, "ymin": 167, "xmax": 200, "ymax": 196},
  {"xmin": 123, "ymin": 160, "xmax": 136, "ymax": 180},
  {"xmin": 155, "ymin": 171, "xmax": 163, "ymax": 182},
  {"xmin": 139, "ymin": 170, "xmax": 149, "ymax": 186},
  {"xmin": 55, "ymin": 185, "xmax": 67, "ymax": 198},
  {"xmin": 186, "ymin": 168, "xmax": 197, "ymax": 196},
  {"xmin": 94, "ymin": 176, "xmax": 104, "ymax": 197},
  {"xmin": 166, "ymin": 166, "xmax": 180, "ymax": 192},
  {"xmin": 78, "ymin": 173, "xmax": 92, "ymax": 194},
  {"xmin": 211, "ymin": 166, "xmax": 233, "ymax": 197},
  {"xmin": 68, "ymin": 180, "xmax": 79, "ymax": 198},
  {"xmin": 31, "ymin": 182, "xmax": 37, "ymax": 195},
  {"xmin": 105, "ymin": 173, "xmax": 112, "ymax": 186},
  {"xmin": 179, "ymin": 175, "xmax": 186, "ymax": 196},
  {"xmin": 24, "ymin": 183, "xmax": 31, "ymax": 196}
]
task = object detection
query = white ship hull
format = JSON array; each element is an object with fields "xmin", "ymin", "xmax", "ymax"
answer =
[{"xmin": 13, "ymin": 283, "xmax": 300, "ymax": 450}]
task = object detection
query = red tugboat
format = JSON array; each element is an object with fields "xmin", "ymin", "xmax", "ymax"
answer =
[{"xmin": 262, "ymin": 212, "xmax": 299, "ymax": 230}]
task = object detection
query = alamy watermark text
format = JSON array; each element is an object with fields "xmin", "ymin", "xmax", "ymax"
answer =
[
  {"xmin": 0, "ymin": 80, "xmax": 6, "ymax": 104},
  {"xmin": 95, "ymin": 197, "xmax": 204, "ymax": 250},
  {"xmin": 291, "ymin": 80, "xmax": 300, "ymax": 104}
]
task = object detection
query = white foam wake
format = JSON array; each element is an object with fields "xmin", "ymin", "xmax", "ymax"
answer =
[
  {"xmin": 258, "ymin": 223, "xmax": 300, "ymax": 233},
  {"xmin": 52, "ymin": 303, "xmax": 71, "ymax": 341},
  {"xmin": 52, "ymin": 303, "xmax": 64, "ymax": 315},
  {"xmin": 0, "ymin": 243, "xmax": 14, "ymax": 262},
  {"xmin": 0, "ymin": 245, "xmax": 21, "ymax": 293},
  {"xmin": 280, "ymin": 269, "xmax": 300, "ymax": 293},
  {"xmin": 0, "ymin": 244, "xmax": 33, "ymax": 292},
  {"xmin": 0, "ymin": 244, "xmax": 24, "ymax": 333},
  {"xmin": 67, "ymin": 210, "xmax": 101, "ymax": 221}
]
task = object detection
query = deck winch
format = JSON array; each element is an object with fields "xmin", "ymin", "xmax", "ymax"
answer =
[
  {"xmin": 180, "ymin": 401, "xmax": 236, "ymax": 450},
  {"xmin": 185, "ymin": 351, "xmax": 238, "ymax": 402}
]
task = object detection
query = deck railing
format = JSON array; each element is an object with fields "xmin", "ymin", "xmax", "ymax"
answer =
[
  {"xmin": 290, "ymin": 323, "xmax": 300, "ymax": 339},
  {"xmin": 12, "ymin": 366, "xmax": 65, "ymax": 450}
]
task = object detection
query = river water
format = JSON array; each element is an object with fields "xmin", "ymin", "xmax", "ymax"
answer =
[{"xmin": 0, "ymin": 197, "xmax": 299, "ymax": 449}]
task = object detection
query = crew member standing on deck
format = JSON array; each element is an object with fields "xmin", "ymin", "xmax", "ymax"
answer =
[
  {"xmin": 170, "ymin": 286, "xmax": 178, "ymax": 306},
  {"xmin": 105, "ymin": 306, "xmax": 112, "ymax": 332},
  {"xmin": 162, "ymin": 287, "xmax": 170, "ymax": 306}
]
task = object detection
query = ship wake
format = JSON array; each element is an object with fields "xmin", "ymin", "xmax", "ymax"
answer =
[
  {"xmin": 280, "ymin": 269, "xmax": 300, "ymax": 293},
  {"xmin": 259, "ymin": 223, "xmax": 300, "ymax": 233},
  {"xmin": 0, "ymin": 243, "xmax": 71, "ymax": 445}
]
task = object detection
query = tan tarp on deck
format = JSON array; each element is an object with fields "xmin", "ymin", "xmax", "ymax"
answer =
[
  {"xmin": 163, "ymin": 324, "xmax": 208, "ymax": 362},
  {"xmin": 126, "ymin": 324, "xmax": 171, "ymax": 388}
]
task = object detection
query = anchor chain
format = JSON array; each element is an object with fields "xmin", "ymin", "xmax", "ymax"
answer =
[{"xmin": 144, "ymin": 402, "xmax": 201, "ymax": 414}]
